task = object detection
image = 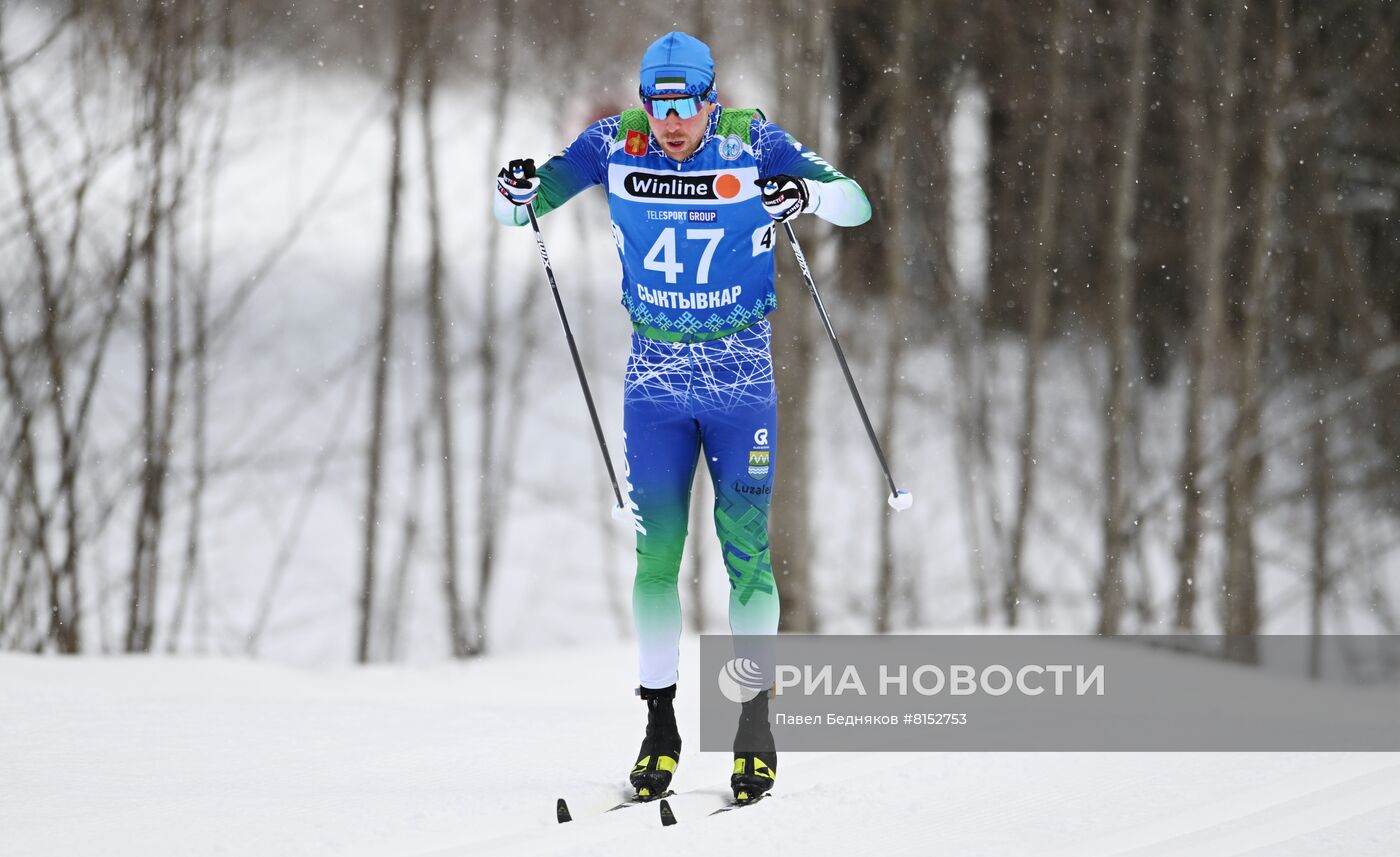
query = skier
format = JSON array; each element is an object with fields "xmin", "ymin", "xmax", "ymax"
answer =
[{"xmin": 494, "ymin": 31, "xmax": 870, "ymax": 805}]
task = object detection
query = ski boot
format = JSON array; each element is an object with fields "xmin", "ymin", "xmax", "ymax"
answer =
[
  {"xmin": 731, "ymin": 690, "xmax": 776, "ymax": 804},
  {"xmin": 630, "ymin": 683, "xmax": 681, "ymax": 801}
]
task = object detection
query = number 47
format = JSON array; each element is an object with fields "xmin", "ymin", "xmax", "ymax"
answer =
[{"xmin": 643, "ymin": 228, "xmax": 724, "ymax": 285}]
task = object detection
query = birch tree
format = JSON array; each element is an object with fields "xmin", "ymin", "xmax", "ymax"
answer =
[{"xmin": 1096, "ymin": 0, "xmax": 1153, "ymax": 636}]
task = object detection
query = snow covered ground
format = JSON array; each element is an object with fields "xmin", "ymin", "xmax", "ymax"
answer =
[{"xmin": 5, "ymin": 639, "xmax": 1399, "ymax": 857}]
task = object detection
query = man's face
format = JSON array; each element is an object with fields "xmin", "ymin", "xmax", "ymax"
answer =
[{"xmin": 646, "ymin": 97, "xmax": 714, "ymax": 162}]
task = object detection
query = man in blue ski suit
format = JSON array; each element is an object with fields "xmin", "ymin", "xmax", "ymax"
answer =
[{"xmin": 494, "ymin": 31, "xmax": 870, "ymax": 803}]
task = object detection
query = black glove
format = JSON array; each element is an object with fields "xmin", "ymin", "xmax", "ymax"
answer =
[
  {"xmin": 755, "ymin": 175, "xmax": 811, "ymax": 222},
  {"xmin": 496, "ymin": 158, "xmax": 538, "ymax": 206}
]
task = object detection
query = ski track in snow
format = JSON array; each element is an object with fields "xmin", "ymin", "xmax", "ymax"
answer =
[
  {"xmin": 4, "ymin": 641, "xmax": 1398, "ymax": 857},
  {"xmin": 452, "ymin": 754, "xmax": 1400, "ymax": 857},
  {"xmin": 1042, "ymin": 756, "xmax": 1400, "ymax": 857}
]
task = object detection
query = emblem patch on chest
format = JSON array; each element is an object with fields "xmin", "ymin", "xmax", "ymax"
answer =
[{"xmin": 719, "ymin": 133, "xmax": 744, "ymax": 160}]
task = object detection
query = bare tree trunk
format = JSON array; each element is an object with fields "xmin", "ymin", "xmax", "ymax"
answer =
[
  {"xmin": 833, "ymin": 0, "xmax": 895, "ymax": 300},
  {"xmin": 1307, "ymin": 403, "xmax": 1329, "ymax": 678},
  {"xmin": 385, "ymin": 419, "xmax": 425, "ymax": 661},
  {"xmin": 1096, "ymin": 0, "xmax": 1153, "ymax": 636},
  {"xmin": 1304, "ymin": 144, "xmax": 1351, "ymax": 676},
  {"xmin": 1174, "ymin": 0, "xmax": 1240, "ymax": 631},
  {"xmin": 941, "ymin": 78, "xmax": 995, "ymax": 625},
  {"xmin": 127, "ymin": 0, "xmax": 174, "ymax": 654},
  {"xmin": 0, "ymin": 8, "xmax": 82, "ymax": 652},
  {"xmin": 128, "ymin": 207, "xmax": 160, "ymax": 653},
  {"xmin": 124, "ymin": 0, "xmax": 206, "ymax": 654},
  {"xmin": 360, "ymin": 8, "xmax": 415, "ymax": 664},
  {"xmin": 873, "ymin": 324, "xmax": 905, "ymax": 633},
  {"xmin": 1222, "ymin": 0, "xmax": 1292, "ymax": 661},
  {"xmin": 873, "ymin": 0, "xmax": 920, "ymax": 633},
  {"xmin": 470, "ymin": 0, "xmax": 515, "ymax": 656},
  {"xmin": 166, "ymin": 274, "xmax": 208, "ymax": 653},
  {"xmin": 947, "ymin": 272, "xmax": 995, "ymax": 625},
  {"xmin": 0, "ymin": 500, "xmax": 26, "ymax": 644},
  {"xmin": 416, "ymin": 1, "xmax": 469, "ymax": 659},
  {"xmin": 168, "ymin": 0, "xmax": 233, "ymax": 655},
  {"xmin": 0, "ymin": 326, "xmax": 54, "ymax": 650},
  {"xmin": 770, "ymin": 0, "xmax": 827, "ymax": 634},
  {"xmin": 147, "ymin": 110, "xmax": 189, "ymax": 654},
  {"xmin": 1005, "ymin": 0, "xmax": 1070, "ymax": 627},
  {"xmin": 147, "ymin": 5, "xmax": 208, "ymax": 653}
]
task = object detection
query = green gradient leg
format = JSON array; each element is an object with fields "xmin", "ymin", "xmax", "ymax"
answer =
[
  {"xmin": 632, "ymin": 508, "xmax": 691, "ymax": 688},
  {"xmin": 625, "ymin": 409, "xmax": 701, "ymax": 689},
  {"xmin": 715, "ymin": 490, "xmax": 780, "ymax": 637},
  {"xmin": 700, "ymin": 406, "xmax": 780, "ymax": 641}
]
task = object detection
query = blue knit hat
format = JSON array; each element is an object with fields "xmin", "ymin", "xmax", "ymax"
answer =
[{"xmin": 639, "ymin": 32, "xmax": 716, "ymax": 100}]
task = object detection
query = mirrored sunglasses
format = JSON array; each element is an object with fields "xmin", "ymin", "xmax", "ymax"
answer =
[{"xmin": 642, "ymin": 94, "xmax": 704, "ymax": 120}]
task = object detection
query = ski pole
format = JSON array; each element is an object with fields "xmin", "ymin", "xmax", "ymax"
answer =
[
  {"xmin": 516, "ymin": 167, "xmax": 628, "ymax": 520},
  {"xmin": 781, "ymin": 219, "xmax": 913, "ymax": 512}
]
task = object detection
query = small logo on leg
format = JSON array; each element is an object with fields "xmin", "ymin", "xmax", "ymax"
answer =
[{"xmin": 747, "ymin": 449, "xmax": 770, "ymax": 480}]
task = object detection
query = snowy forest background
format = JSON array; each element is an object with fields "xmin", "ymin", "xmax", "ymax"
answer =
[{"xmin": 1, "ymin": 0, "xmax": 1397, "ymax": 665}]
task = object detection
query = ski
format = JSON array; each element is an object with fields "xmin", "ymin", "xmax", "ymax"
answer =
[
  {"xmin": 555, "ymin": 790, "xmax": 675, "ymax": 824},
  {"xmin": 608, "ymin": 789, "xmax": 674, "ymax": 812},
  {"xmin": 557, "ymin": 786, "xmax": 768, "ymax": 825},
  {"xmin": 650, "ymin": 791, "xmax": 772, "ymax": 823},
  {"xmin": 709, "ymin": 792, "xmax": 770, "ymax": 816}
]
